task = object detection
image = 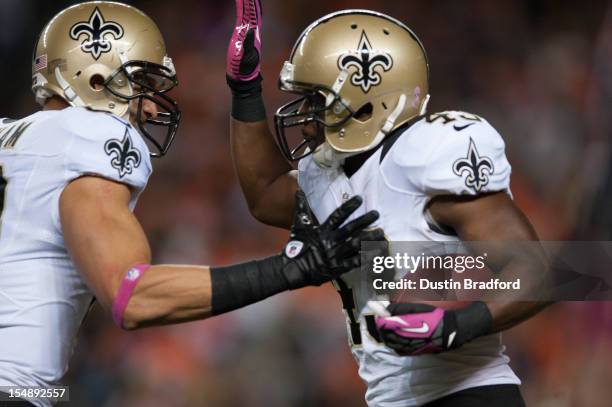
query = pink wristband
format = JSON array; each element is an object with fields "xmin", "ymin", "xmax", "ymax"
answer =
[{"xmin": 112, "ymin": 264, "xmax": 151, "ymax": 328}]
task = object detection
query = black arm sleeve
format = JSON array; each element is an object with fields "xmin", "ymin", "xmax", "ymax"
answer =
[{"xmin": 210, "ymin": 255, "xmax": 289, "ymax": 315}]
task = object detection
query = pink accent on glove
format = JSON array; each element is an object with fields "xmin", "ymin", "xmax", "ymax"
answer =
[
  {"xmin": 227, "ymin": 0, "xmax": 262, "ymax": 81},
  {"xmin": 112, "ymin": 264, "xmax": 150, "ymax": 328},
  {"xmin": 375, "ymin": 307, "xmax": 444, "ymax": 339}
]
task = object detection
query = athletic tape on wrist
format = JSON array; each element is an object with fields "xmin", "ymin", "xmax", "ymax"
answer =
[{"xmin": 112, "ymin": 263, "xmax": 151, "ymax": 328}]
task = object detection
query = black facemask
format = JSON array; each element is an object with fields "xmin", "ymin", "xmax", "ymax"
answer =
[
  {"xmin": 104, "ymin": 60, "xmax": 181, "ymax": 157},
  {"xmin": 273, "ymin": 83, "xmax": 355, "ymax": 162}
]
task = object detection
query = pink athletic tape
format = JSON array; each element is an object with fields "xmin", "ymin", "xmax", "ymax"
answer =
[{"xmin": 112, "ymin": 264, "xmax": 150, "ymax": 328}]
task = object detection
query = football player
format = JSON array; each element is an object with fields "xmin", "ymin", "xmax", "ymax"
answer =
[
  {"xmin": 0, "ymin": 2, "xmax": 383, "ymax": 406},
  {"xmin": 227, "ymin": 2, "xmax": 551, "ymax": 406}
]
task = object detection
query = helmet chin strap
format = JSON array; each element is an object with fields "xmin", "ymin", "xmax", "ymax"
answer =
[
  {"xmin": 54, "ymin": 67, "xmax": 85, "ymax": 107},
  {"xmin": 54, "ymin": 47, "xmax": 133, "ymax": 118},
  {"xmin": 116, "ymin": 46, "xmax": 133, "ymax": 120},
  {"xmin": 54, "ymin": 63, "xmax": 131, "ymax": 119},
  {"xmin": 32, "ymin": 73, "xmax": 53, "ymax": 106},
  {"xmin": 366, "ymin": 93, "xmax": 407, "ymax": 151},
  {"xmin": 419, "ymin": 94, "xmax": 430, "ymax": 115},
  {"xmin": 313, "ymin": 142, "xmax": 351, "ymax": 169}
]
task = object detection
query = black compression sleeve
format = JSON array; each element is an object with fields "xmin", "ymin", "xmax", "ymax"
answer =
[
  {"xmin": 210, "ymin": 255, "xmax": 289, "ymax": 315},
  {"xmin": 226, "ymin": 74, "xmax": 266, "ymax": 122}
]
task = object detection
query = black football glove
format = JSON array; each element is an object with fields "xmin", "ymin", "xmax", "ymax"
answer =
[
  {"xmin": 209, "ymin": 191, "xmax": 383, "ymax": 315},
  {"xmin": 280, "ymin": 191, "xmax": 384, "ymax": 289}
]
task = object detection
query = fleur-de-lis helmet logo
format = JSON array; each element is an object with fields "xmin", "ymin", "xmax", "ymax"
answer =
[
  {"xmin": 104, "ymin": 130, "xmax": 142, "ymax": 178},
  {"xmin": 69, "ymin": 7, "xmax": 124, "ymax": 60},
  {"xmin": 452, "ymin": 138, "xmax": 494, "ymax": 193},
  {"xmin": 337, "ymin": 31, "xmax": 393, "ymax": 93}
]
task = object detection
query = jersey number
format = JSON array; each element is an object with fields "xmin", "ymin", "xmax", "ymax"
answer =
[
  {"xmin": 335, "ymin": 277, "xmax": 382, "ymax": 346},
  {"xmin": 426, "ymin": 111, "xmax": 482, "ymax": 129},
  {"xmin": 335, "ymin": 277, "xmax": 362, "ymax": 346}
]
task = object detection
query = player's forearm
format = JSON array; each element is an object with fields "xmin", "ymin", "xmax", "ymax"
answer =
[
  {"xmin": 117, "ymin": 247, "xmax": 360, "ymax": 330},
  {"xmin": 121, "ymin": 264, "xmax": 213, "ymax": 329},
  {"xmin": 119, "ymin": 259, "xmax": 290, "ymax": 330},
  {"xmin": 119, "ymin": 258, "xmax": 297, "ymax": 329},
  {"xmin": 230, "ymin": 118, "xmax": 297, "ymax": 228},
  {"xmin": 485, "ymin": 301, "xmax": 553, "ymax": 333},
  {"xmin": 118, "ymin": 195, "xmax": 380, "ymax": 330},
  {"xmin": 121, "ymin": 255, "xmax": 294, "ymax": 329},
  {"xmin": 479, "ymin": 244, "xmax": 552, "ymax": 332},
  {"xmin": 465, "ymin": 251, "xmax": 551, "ymax": 334},
  {"xmin": 435, "ymin": 194, "xmax": 552, "ymax": 331}
]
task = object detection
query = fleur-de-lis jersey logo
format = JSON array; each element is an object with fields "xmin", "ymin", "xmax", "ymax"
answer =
[
  {"xmin": 104, "ymin": 129, "xmax": 142, "ymax": 178},
  {"xmin": 452, "ymin": 138, "xmax": 494, "ymax": 193},
  {"xmin": 337, "ymin": 31, "xmax": 393, "ymax": 93},
  {"xmin": 69, "ymin": 7, "xmax": 124, "ymax": 60}
]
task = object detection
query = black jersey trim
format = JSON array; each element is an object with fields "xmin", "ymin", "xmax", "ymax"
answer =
[
  {"xmin": 343, "ymin": 141, "xmax": 381, "ymax": 178},
  {"xmin": 380, "ymin": 114, "xmax": 424, "ymax": 163}
]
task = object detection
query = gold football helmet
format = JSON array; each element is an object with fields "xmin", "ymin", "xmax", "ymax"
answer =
[
  {"xmin": 31, "ymin": 1, "xmax": 180, "ymax": 156},
  {"xmin": 274, "ymin": 9, "xmax": 429, "ymax": 166}
]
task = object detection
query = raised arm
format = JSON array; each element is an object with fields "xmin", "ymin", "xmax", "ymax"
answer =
[
  {"xmin": 230, "ymin": 120, "xmax": 297, "ymax": 228},
  {"xmin": 226, "ymin": 0, "xmax": 297, "ymax": 229},
  {"xmin": 60, "ymin": 176, "xmax": 381, "ymax": 330}
]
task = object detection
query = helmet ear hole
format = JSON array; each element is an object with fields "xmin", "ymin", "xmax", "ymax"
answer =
[
  {"xmin": 354, "ymin": 103, "xmax": 373, "ymax": 123},
  {"xmin": 89, "ymin": 74, "xmax": 105, "ymax": 91}
]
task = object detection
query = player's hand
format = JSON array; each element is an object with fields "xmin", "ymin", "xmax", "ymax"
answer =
[
  {"xmin": 226, "ymin": 0, "xmax": 262, "ymax": 82},
  {"xmin": 280, "ymin": 191, "xmax": 384, "ymax": 289},
  {"xmin": 374, "ymin": 302, "xmax": 493, "ymax": 356},
  {"xmin": 374, "ymin": 303, "xmax": 457, "ymax": 355}
]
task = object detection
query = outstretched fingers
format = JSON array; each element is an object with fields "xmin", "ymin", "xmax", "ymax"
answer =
[
  {"xmin": 334, "ymin": 210, "xmax": 380, "ymax": 241},
  {"xmin": 330, "ymin": 228, "xmax": 386, "ymax": 271},
  {"xmin": 321, "ymin": 195, "xmax": 364, "ymax": 231}
]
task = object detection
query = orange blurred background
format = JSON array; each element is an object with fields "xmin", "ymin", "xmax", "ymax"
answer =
[{"xmin": 1, "ymin": 0, "xmax": 611, "ymax": 405}]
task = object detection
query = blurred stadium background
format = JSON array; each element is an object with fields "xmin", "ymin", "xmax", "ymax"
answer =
[{"xmin": 1, "ymin": 0, "xmax": 612, "ymax": 405}]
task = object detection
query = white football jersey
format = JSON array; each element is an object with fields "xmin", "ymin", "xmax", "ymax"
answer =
[
  {"xmin": 0, "ymin": 107, "xmax": 151, "ymax": 407},
  {"xmin": 298, "ymin": 112, "xmax": 520, "ymax": 406}
]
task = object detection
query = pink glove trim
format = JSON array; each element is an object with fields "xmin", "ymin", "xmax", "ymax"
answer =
[
  {"xmin": 375, "ymin": 307, "xmax": 444, "ymax": 339},
  {"xmin": 112, "ymin": 264, "xmax": 151, "ymax": 328},
  {"xmin": 227, "ymin": 0, "xmax": 262, "ymax": 81}
]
